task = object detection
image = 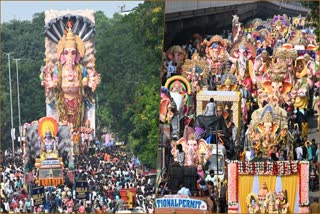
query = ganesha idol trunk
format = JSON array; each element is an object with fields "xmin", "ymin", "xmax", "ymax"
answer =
[{"xmin": 42, "ymin": 10, "xmax": 100, "ymax": 132}]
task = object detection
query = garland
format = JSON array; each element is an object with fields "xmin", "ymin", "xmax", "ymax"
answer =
[
  {"xmin": 57, "ymin": 64, "xmax": 84, "ymax": 129},
  {"xmin": 299, "ymin": 162, "xmax": 309, "ymax": 207},
  {"xmin": 236, "ymin": 162, "xmax": 239, "ymax": 204},
  {"xmin": 235, "ymin": 161, "xmax": 299, "ymax": 175},
  {"xmin": 227, "ymin": 162, "xmax": 238, "ymax": 213},
  {"xmin": 298, "ymin": 163, "xmax": 301, "ymax": 205}
]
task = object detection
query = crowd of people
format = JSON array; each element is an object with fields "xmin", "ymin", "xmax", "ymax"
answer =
[{"xmin": 1, "ymin": 145, "xmax": 156, "ymax": 213}]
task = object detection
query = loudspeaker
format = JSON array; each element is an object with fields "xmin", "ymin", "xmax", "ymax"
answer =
[
  {"xmin": 169, "ymin": 166, "xmax": 184, "ymax": 192},
  {"xmin": 183, "ymin": 166, "xmax": 197, "ymax": 176},
  {"xmin": 183, "ymin": 166, "xmax": 197, "ymax": 192}
]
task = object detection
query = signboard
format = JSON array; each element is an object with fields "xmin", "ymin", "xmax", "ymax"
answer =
[
  {"xmin": 41, "ymin": 159, "xmax": 60, "ymax": 165},
  {"xmin": 76, "ymin": 180, "xmax": 88, "ymax": 199},
  {"xmin": 155, "ymin": 195, "xmax": 207, "ymax": 210},
  {"xmin": 32, "ymin": 186, "xmax": 45, "ymax": 206}
]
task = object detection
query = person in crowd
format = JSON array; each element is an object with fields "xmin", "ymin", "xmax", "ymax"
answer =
[
  {"xmin": 176, "ymin": 144, "xmax": 185, "ymax": 166},
  {"xmin": 278, "ymin": 149, "xmax": 286, "ymax": 161},
  {"xmin": 295, "ymin": 143, "xmax": 303, "ymax": 160},
  {"xmin": 203, "ymin": 98, "xmax": 216, "ymax": 116},
  {"xmin": 311, "ymin": 139, "xmax": 317, "ymax": 160},
  {"xmin": 158, "ymin": 181, "xmax": 170, "ymax": 196},
  {"xmin": 251, "ymin": 151, "xmax": 264, "ymax": 162},
  {"xmin": 177, "ymin": 182, "xmax": 191, "ymax": 197},
  {"xmin": 295, "ymin": 107, "xmax": 304, "ymax": 132},
  {"xmin": 270, "ymin": 152, "xmax": 279, "ymax": 161},
  {"xmin": 205, "ymin": 170, "xmax": 219, "ymax": 187}
]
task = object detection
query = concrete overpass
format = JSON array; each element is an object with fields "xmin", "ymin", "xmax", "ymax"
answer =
[{"xmin": 164, "ymin": 0, "xmax": 310, "ymax": 49}]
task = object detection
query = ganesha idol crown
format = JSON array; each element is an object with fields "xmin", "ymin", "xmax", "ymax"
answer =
[
  {"xmin": 65, "ymin": 27, "xmax": 77, "ymax": 49},
  {"xmin": 188, "ymin": 133, "xmax": 197, "ymax": 141},
  {"xmin": 56, "ymin": 24, "xmax": 85, "ymax": 58},
  {"xmin": 224, "ymin": 76, "xmax": 232, "ymax": 86}
]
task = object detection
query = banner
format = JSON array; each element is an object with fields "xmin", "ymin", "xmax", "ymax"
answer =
[
  {"xmin": 155, "ymin": 195, "xmax": 207, "ymax": 210},
  {"xmin": 75, "ymin": 180, "xmax": 88, "ymax": 199},
  {"xmin": 32, "ymin": 186, "xmax": 44, "ymax": 206}
]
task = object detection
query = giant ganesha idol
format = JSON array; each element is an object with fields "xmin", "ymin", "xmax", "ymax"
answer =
[
  {"xmin": 202, "ymin": 35, "xmax": 228, "ymax": 75},
  {"xmin": 40, "ymin": 12, "xmax": 100, "ymax": 129},
  {"xmin": 248, "ymin": 104, "xmax": 287, "ymax": 156},
  {"xmin": 226, "ymin": 37, "xmax": 255, "ymax": 89}
]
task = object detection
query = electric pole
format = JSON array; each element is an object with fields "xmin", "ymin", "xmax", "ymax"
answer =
[
  {"xmin": 4, "ymin": 52, "xmax": 15, "ymax": 154},
  {"xmin": 14, "ymin": 58, "xmax": 22, "ymax": 149}
]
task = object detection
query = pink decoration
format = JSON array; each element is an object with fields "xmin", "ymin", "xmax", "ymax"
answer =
[
  {"xmin": 105, "ymin": 133, "xmax": 110, "ymax": 146},
  {"xmin": 228, "ymin": 163, "xmax": 238, "ymax": 205},
  {"xmin": 298, "ymin": 207, "xmax": 309, "ymax": 213},
  {"xmin": 299, "ymin": 162, "xmax": 309, "ymax": 206}
]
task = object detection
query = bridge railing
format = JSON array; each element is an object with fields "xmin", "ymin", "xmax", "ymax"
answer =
[
  {"xmin": 165, "ymin": 0, "xmax": 257, "ymax": 14},
  {"xmin": 266, "ymin": 0, "xmax": 310, "ymax": 13},
  {"xmin": 165, "ymin": 0, "xmax": 309, "ymax": 14}
]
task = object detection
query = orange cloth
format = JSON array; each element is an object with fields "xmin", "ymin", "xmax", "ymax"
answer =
[{"xmin": 104, "ymin": 153, "xmax": 110, "ymax": 162}]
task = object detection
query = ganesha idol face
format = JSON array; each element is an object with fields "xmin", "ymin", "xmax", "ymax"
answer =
[
  {"xmin": 271, "ymin": 81, "xmax": 283, "ymax": 97},
  {"xmin": 188, "ymin": 140, "xmax": 199, "ymax": 152},
  {"xmin": 61, "ymin": 48, "xmax": 81, "ymax": 98},
  {"xmin": 62, "ymin": 48, "xmax": 77, "ymax": 81}
]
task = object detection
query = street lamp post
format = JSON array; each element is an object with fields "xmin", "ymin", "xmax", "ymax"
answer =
[
  {"xmin": 4, "ymin": 52, "xmax": 15, "ymax": 154},
  {"xmin": 14, "ymin": 58, "xmax": 22, "ymax": 148},
  {"xmin": 213, "ymin": 125, "xmax": 224, "ymax": 214}
]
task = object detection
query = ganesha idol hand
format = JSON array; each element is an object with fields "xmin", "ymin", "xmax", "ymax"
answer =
[
  {"xmin": 88, "ymin": 80, "xmax": 98, "ymax": 91},
  {"xmin": 48, "ymin": 80, "xmax": 57, "ymax": 88},
  {"xmin": 82, "ymin": 77, "xmax": 88, "ymax": 87}
]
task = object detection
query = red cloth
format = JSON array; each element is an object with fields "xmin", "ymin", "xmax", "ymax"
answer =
[{"xmin": 65, "ymin": 98, "xmax": 79, "ymax": 108}]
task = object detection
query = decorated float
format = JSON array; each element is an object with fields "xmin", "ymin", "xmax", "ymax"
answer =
[
  {"xmin": 227, "ymin": 161, "xmax": 309, "ymax": 213},
  {"xmin": 23, "ymin": 116, "xmax": 72, "ymax": 186}
]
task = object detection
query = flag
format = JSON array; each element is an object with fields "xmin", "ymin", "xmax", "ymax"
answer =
[{"xmin": 105, "ymin": 133, "xmax": 110, "ymax": 146}]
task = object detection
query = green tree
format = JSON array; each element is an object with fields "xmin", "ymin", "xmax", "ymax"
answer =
[
  {"xmin": 1, "ymin": 13, "xmax": 45, "ymax": 150},
  {"xmin": 94, "ymin": 2, "xmax": 164, "ymax": 168}
]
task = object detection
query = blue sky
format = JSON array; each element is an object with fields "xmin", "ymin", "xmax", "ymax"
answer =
[{"xmin": 1, "ymin": 1, "xmax": 142, "ymax": 23}]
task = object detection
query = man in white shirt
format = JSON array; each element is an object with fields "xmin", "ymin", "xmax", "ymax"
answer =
[
  {"xmin": 3, "ymin": 199, "xmax": 10, "ymax": 213},
  {"xmin": 177, "ymin": 182, "xmax": 191, "ymax": 197},
  {"xmin": 205, "ymin": 169, "xmax": 218, "ymax": 186},
  {"xmin": 203, "ymin": 98, "xmax": 216, "ymax": 116},
  {"xmin": 295, "ymin": 145, "xmax": 303, "ymax": 160}
]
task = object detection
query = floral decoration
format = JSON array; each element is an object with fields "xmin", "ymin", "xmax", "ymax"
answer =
[{"xmin": 237, "ymin": 161, "xmax": 299, "ymax": 175}]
